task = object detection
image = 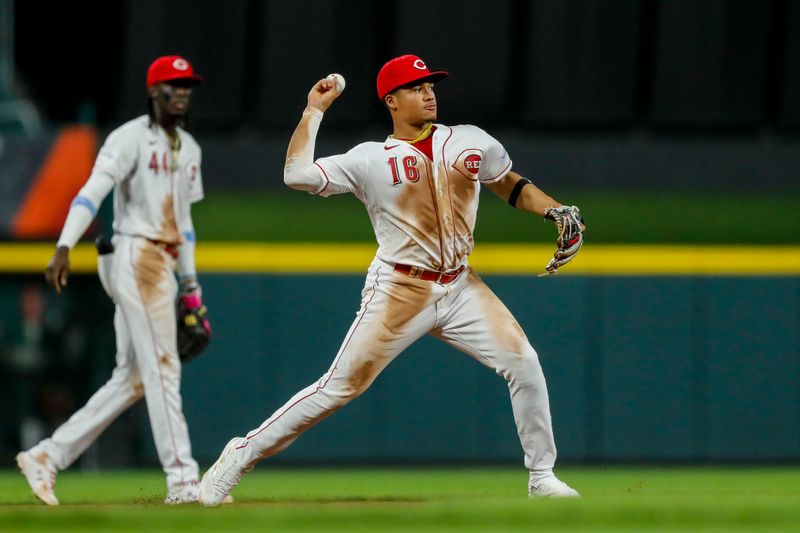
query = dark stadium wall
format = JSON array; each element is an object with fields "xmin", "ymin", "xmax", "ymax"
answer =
[
  {"xmin": 14, "ymin": 0, "xmax": 800, "ymax": 131},
  {"xmin": 13, "ymin": 0, "xmax": 800, "ymax": 193}
]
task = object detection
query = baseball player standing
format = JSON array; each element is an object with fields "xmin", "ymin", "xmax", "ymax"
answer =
[
  {"xmin": 16, "ymin": 55, "xmax": 208, "ymax": 505},
  {"xmin": 200, "ymin": 54, "xmax": 582, "ymax": 504}
]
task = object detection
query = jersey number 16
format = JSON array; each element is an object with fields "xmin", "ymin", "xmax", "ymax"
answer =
[{"xmin": 387, "ymin": 156, "xmax": 419, "ymax": 185}]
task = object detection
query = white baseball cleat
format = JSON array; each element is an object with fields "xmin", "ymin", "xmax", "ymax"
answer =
[
  {"xmin": 198, "ymin": 438, "xmax": 252, "ymax": 507},
  {"xmin": 528, "ymin": 475, "xmax": 580, "ymax": 498},
  {"xmin": 16, "ymin": 451, "xmax": 59, "ymax": 506},
  {"xmin": 164, "ymin": 481, "xmax": 200, "ymax": 504}
]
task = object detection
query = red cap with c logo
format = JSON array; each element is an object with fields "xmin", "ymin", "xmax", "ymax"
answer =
[
  {"xmin": 146, "ymin": 55, "xmax": 204, "ymax": 88},
  {"xmin": 376, "ymin": 55, "xmax": 448, "ymax": 100}
]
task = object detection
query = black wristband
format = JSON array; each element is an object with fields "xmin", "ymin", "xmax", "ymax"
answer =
[{"xmin": 508, "ymin": 177, "xmax": 532, "ymax": 207}]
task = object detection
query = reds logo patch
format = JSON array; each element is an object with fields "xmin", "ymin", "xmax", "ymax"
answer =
[
  {"xmin": 452, "ymin": 149, "xmax": 484, "ymax": 181},
  {"xmin": 413, "ymin": 59, "xmax": 427, "ymax": 70},
  {"xmin": 172, "ymin": 58, "xmax": 189, "ymax": 71},
  {"xmin": 464, "ymin": 154, "xmax": 481, "ymax": 174}
]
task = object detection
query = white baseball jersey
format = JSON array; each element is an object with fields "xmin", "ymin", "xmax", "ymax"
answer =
[
  {"xmin": 228, "ymin": 120, "xmax": 558, "ymax": 481},
  {"xmin": 94, "ymin": 115, "xmax": 204, "ymax": 245},
  {"xmin": 32, "ymin": 114, "xmax": 202, "ymax": 490},
  {"xmin": 313, "ymin": 124, "xmax": 512, "ymax": 271}
]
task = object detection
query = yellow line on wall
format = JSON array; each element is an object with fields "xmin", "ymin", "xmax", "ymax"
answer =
[
  {"xmin": 1, "ymin": 242, "xmax": 799, "ymax": 275},
  {"xmin": 474, "ymin": 244, "xmax": 800, "ymax": 275}
]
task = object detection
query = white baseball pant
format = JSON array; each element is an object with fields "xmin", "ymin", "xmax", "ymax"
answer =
[
  {"xmin": 30, "ymin": 236, "xmax": 198, "ymax": 488},
  {"xmin": 235, "ymin": 257, "xmax": 557, "ymax": 471}
]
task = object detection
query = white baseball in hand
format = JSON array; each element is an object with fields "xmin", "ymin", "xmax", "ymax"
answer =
[{"xmin": 326, "ymin": 73, "xmax": 346, "ymax": 95}]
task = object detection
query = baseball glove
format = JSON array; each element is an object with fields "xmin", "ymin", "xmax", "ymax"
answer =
[
  {"xmin": 540, "ymin": 205, "xmax": 585, "ymax": 276},
  {"xmin": 177, "ymin": 291, "xmax": 211, "ymax": 363}
]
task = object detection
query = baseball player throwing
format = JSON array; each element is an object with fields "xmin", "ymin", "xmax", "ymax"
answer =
[
  {"xmin": 199, "ymin": 54, "xmax": 582, "ymax": 504},
  {"xmin": 17, "ymin": 55, "xmax": 208, "ymax": 505}
]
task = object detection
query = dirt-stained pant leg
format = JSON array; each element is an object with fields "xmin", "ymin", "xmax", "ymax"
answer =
[
  {"xmin": 431, "ymin": 268, "xmax": 557, "ymax": 471},
  {"xmin": 113, "ymin": 237, "xmax": 199, "ymax": 487},
  {"xmin": 32, "ymin": 305, "xmax": 144, "ymax": 470},
  {"xmin": 237, "ymin": 261, "xmax": 438, "ymax": 467}
]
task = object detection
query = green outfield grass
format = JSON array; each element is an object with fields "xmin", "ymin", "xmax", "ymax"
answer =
[
  {"xmin": 2, "ymin": 467, "xmax": 799, "ymax": 531},
  {"xmin": 191, "ymin": 189, "xmax": 800, "ymax": 244}
]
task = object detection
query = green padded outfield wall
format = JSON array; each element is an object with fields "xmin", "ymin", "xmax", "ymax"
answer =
[
  {"xmin": 2, "ymin": 274, "xmax": 797, "ymax": 464},
  {"xmin": 158, "ymin": 274, "xmax": 799, "ymax": 464}
]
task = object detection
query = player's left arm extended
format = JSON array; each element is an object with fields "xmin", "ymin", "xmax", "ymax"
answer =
[
  {"xmin": 486, "ymin": 171, "xmax": 585, "ymax": 274},
  {"xmin": 484, "ymin": 171, "xmax": 560, "ymax": 215}
]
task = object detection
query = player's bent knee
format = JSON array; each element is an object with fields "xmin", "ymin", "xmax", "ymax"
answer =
[
  {"xmin": 321, "ymin": 380, "xmax": 372, "ymax": 407},
  {"xmin": 329, "ymin": 385, "xmax": 364, "ymax": 404},
  {"xmin": 321, "ymin": 362, "xmax": 380, "ymax": 404},
  {"xmin": 501, "ymin": 349, "xmax": 545, "ymax": 386}
]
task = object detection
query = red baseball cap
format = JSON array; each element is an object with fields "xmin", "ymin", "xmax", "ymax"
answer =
[
  {"xmin": 146, "ymin": 55, "xmax": 204, "ymax": 88},
  {"xmin": 376, "ymin": 54, "xmax": 448, "ymax": 100}
]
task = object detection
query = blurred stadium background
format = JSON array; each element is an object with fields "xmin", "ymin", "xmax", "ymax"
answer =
[{"xmin": 1, "ymin": 0, "xmax": 799, "ymax": 479}]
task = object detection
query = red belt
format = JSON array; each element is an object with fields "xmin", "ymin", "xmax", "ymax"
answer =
[
  {"xmin": 147, "ymin": 239, "xmax": 179, "ymax": 259},
  {"xmin": 394, "ymin": 264, "xmax": 465, "ymax": 284}
]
